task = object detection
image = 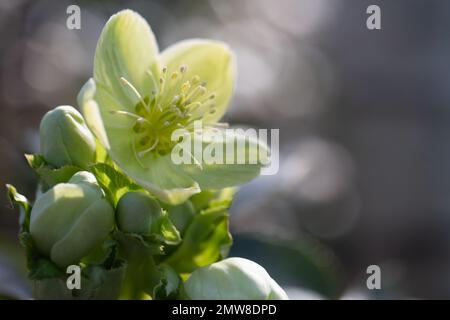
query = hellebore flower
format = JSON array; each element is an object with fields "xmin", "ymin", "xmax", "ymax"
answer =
[
  {"xmin": 30, "ymin": 171, "xmax": 114, "ymax": 267},
  {"xmin": 183, "ymin": 257, "xmax": 288, "ymax": 300},
  {"xmin": 78, "ymin": 10, "xmax": 268, "ymax": 204},
  {"xmin": 40, "ymin": 106, "xmax": 96, "ymax": 169}
]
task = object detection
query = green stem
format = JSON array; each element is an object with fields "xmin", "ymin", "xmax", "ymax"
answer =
[
  {"xmin": 121, "ymin": 255, "xmax": 160, "ymax": 299},
  {"xmin": 115, "ymin": 232, "xmax": 162, "ymax": 299}
]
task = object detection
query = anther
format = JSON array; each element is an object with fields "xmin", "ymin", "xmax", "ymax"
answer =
[
  {"xmin": 198, "ymin": 86, "xmax": 207, "ymax": 96},
  {"xmin": 133, "ymin": 125, "xmax": 144, "ymax": 133},
  {"xmin": 185, "ymin": 85, "xmax": 206, "ymax": 102},
  {"xmin": 191, "ymin": 75, "xmax": 200, "ymax": 85},
  {"xmin": 135, "ymin": 103, "xmax": 146, "ymax": 116},
  {"xmin": 140, "ymin": 136, "xmax": 150, "ymax": 146},
  {"xmin": 133, "ymin": 119, "xmax": 147, "ymax": 133},
  {"xmin": 181, "ymin": 82, "xmax": 190, "ymax": 93},
  {"xmin": 185, "ymin": 102, "xmax": 202, "ymax": 113},
  {"xmin": 172, "ymin": 95, "xmax": 180, "ymax": 103}
]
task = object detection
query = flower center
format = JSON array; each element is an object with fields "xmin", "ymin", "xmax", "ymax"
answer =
[{"xmin": 110, "ymin": 65, "xmax": 216, "ymax": 166}]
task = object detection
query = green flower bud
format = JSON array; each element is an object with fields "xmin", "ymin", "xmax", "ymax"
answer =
[
  {"xmin": 30, "ymin": 171, "xmax": 114, "ymax": 267},
  {"xmin": 40, "ymin": 106, "xmax": 96, "ymax": 168},
  {"xmin": 116, "ymin": 191, "xmax": 163, "ymax": 235},
  {"xmin": 184, "ymin": 257, "xmax": 289, "ymax": 300}
]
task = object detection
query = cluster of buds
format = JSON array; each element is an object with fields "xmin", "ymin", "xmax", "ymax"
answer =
[
  {"xmin": 6, "ymin": 9, "xmax": 287, "ymax": 300},
  {"xmin": 15, "ymin": 105, "xmax": 288, "ymax": 300}
]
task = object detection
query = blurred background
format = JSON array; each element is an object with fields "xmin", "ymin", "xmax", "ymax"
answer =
[{"xmin": 0, "ymin": 0, "xmax": 448, "ymax": 299}]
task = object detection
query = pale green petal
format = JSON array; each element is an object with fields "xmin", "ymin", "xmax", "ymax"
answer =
[
  {"xmin": 175, "ymin": 128, "xmax": 269, "ymax": 189},
  {"xmin": 94, "ymin": 9, "xmax": 160, "ymax": 111},
  {"xmin": 160, "ymin": 39, "xmax": 235, "ymax": 123},
  {"xmin": 184, "ymin": 257, "xmax": 287, "ymax": 300},
  {"xmin": 268, "ymin": 278, "xmax": 289, "ymax": 300},
  {"xmin": 77, "ymin": 79, "xmax": 110, "ymax": 149},
  {"xmin": 29, "ymin": 182, "xmax": 103, "ymax": 257},
  {"xmin": 51, "ymin": 198, "xmax": 114, "ymax": 267},
  {"xmin": 110, "ymin": 144, "xmax": 200, "ymax": 204},
  {"xmin": 78, "ymin": 78, "xmax": 136, "ymax": 144}
]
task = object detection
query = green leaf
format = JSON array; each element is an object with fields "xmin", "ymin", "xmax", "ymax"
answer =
[
  {"xmin": 25, "ymin": 153, "xmax": 83, "ymax": 190},
  {"xmin": 113, "ymin": 230, "xmax": 163, "ymax": 258},
  {"xmin": 32, "ymin": 261, "xmax": 126, "ymax": 300},
  {"xmin": 113, "ymin": 230, "xmax": 162, "ymax": 299},
  {"xmin": 81, "ymin": 239, "xmax": 119, "ymax": 268},
  {"xmin": 163, "ymin": 188, "xmax": 236, "ymax": 239},
  {"xmin": 6, "ymin": 184, "xmax": 31, "ymax": 233},
  {"xmin": 190, "ymin": 188, "xmax": 236, "ymax": 212},
  {"xmin": 163, "ymin": 205, "xmax": 232, "ymax": 274},
  {"xmin": 100, "ymin": 240, "xmax": 119, "ymax": 269},
  {"xmin": 25, "ymin": 153, "xmax": 47, "ymax": 169},
  {"xmin": 164, "ymin": 200, "xmax": 197, "ymax": 236},
  {"xmin": 19, "ymin": 232, "xmax": 65, "ymax": 280},
  {"xmin": 28, "ymin": 258, "xmax": 65, "ymax": 280},
  {"xmin": 90, "ymin": 163, "xmax": 142, "ymax": 207},
  {"xmin": 152, "ymin": 264, "xmax": 180, "ymax": 300},
  {"xmin": 159, "ymin": 211, "xmax": 181, "ymax": 245},
  {"xmin": 77, "ymin": 261, "xmax": 126, "ymax": 300},
  {"xmin": 94, "ymin": 138, "xmax": 110, "ymax": 163},
  {"xmin": 37, "ymin": 166, "xmax": 83, "ymax": 191}
]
